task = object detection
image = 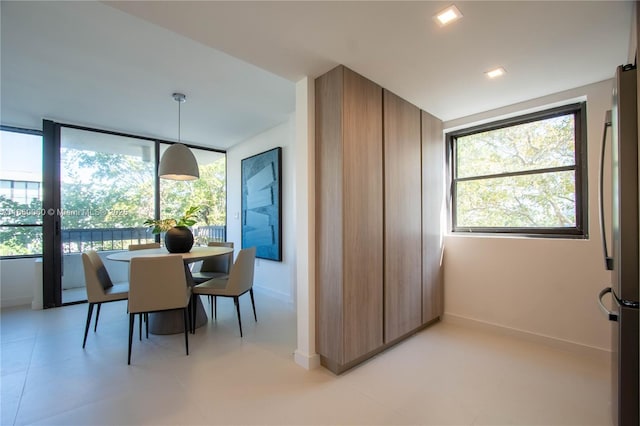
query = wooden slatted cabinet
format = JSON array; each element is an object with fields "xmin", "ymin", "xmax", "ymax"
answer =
[
  {"xmin": 383, "ymin": 89, "xmax": 422, "ymax": 343},
  {"xmin": 315, "ymin": 66, "xmax": 384, "ymax": 373},
  {"xmin": 315, "ymin": 65, "xmax": 444, "ymax": 374}
]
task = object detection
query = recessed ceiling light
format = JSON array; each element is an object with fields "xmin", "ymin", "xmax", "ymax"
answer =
[
  {"xmin": 434, "ymin": 5, "xmax": 463, "ymax": 27},
  {"xmin": 486, "ymin": 67, "xmax": 506, "ymax": 79}
]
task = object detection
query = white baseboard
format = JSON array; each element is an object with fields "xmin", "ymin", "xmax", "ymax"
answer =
[
  {"xmin": 294, "ymin": 349, "xmax": 321, "ymax": 370},
  {"xmin": 253, "ymin": 284, "xmax": 294, "ymax": 307},
  {"xmin": 443, "ymin": 313, "xmax": 610, "ymax": 364},
  {"xmin": 1, "ymin": 296, "xmax": 33, "ymax": 309}
]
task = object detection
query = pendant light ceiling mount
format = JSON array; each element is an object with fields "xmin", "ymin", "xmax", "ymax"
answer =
[
  {"xmin": 173, "ymin": 92, "xmax": 186, "ymax": 103},
  {"xmin": 158, "ymin": 92, "xmax": 200, "ymax": 181}
]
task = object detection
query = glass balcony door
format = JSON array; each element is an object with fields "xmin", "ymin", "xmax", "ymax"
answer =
[
  {"xmin": 42, "ymin": 121, "xmax": 226, "ymax": 307},
  {"xmin": 59, "ymin": 127, "xmax": 156, "ymax": 304}
]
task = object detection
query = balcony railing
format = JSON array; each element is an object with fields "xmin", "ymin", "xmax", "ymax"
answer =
[{"xmin": 61, "ymin": 225, "xmax": 226, "ymax": 254}]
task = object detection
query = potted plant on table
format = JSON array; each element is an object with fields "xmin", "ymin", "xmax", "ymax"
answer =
[{"xmin": 144, "ymin": 206, "xmax": 200, "ymax": 253}]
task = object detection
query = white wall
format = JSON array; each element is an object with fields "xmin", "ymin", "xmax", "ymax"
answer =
[
  {"xmin": 1, "ymin": 120, "xmax": 297, "ymax": 308},
  {"xmin": 0, "ymin": 252, "xmax": 128, "ymax": 308},
  {"xmin": 443, "ymin": 79, "xmax": 614, "ymax": 353},
  {"xmin": 226, "ymin": 117, "xmax": 296, "ymax": 303},
  {"xmin": 293, "ymin": 77, "xmax": 320, "ymax": 369},
  {"xmin": 0, "ymin": 258, "xmax": 39, "ymax": 308},
  {"xmin": 628, "ymin": 1, "xmax": 637, "ymax": 65}
]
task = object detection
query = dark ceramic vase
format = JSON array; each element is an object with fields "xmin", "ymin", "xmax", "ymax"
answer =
[{"xmin": 164, "ymin": 226, "xmax": 194, "ymax": 253}]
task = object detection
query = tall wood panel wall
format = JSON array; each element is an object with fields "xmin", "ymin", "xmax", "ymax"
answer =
[
  {"xmin": 383, "ymin": 89, "xmax": 423, "ymax": 343},
  {"xmin": 315, "ymin": 65, "xmax": 443, "ymax": 374}
]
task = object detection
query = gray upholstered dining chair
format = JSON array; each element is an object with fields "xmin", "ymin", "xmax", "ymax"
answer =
[
  {"xmin": 192, "ymin": 246, "xmax": 256, "ymax": 337},
  {"xmin": 81, "ymin": 250, "xmax": 129, "ymax": 348},
  {"xmin": 128, "ymin": 243, "xmax": 161, "ymax": 340},
  {"xmin": 127, "ymin": 254, "xmax": 191, "ymax": 365},
  {"xmin": 191, "ymin": 241, "xmax": 234, "ymax": 283},
  {"xmin": 191, "ymin": 241, "xmax": 234, "ymax": 317},
  {"xmin": 128, "ymin": 242, "xmax": 161, "ymax": 251}
]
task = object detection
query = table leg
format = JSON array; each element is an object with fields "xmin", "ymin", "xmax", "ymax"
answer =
[{"xmin": 148, "ymin": 297, "xmax": 208, "ymax": 335}]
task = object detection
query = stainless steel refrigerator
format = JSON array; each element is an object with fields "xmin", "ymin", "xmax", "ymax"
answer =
[{"xmin": 598, "ymin": 64, "xmax": 639, "ymax": 426}]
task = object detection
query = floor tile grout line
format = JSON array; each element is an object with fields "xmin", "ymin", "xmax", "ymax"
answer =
[
  {"xmin": 11, "ymin": 318, "xmax": 39, "ymax": 426},
  {"xmin": 1, "ymin": 300, "xmax": 611, "ymax": 426}
]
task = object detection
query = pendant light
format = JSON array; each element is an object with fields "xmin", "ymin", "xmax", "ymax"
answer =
[{"xmin": 158, "ymin": 92, "xmax": 200, "ymax": 181}]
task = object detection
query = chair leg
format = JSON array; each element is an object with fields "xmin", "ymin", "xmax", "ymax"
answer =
[
  {"xmin": 234, "ymin": 296, "xmax": 243, "ymax": 338},
  {"xmin": 249, "ymin": 289, "xmax": 257, "ymax": 322},
  {"xmin": 139, "ymin": 313, "xmax": 143, "ymax": 341},
  {"xmin": 82, "ymin": 303, "xmax": 94, "ymax": 348},
  {"xmin": 192, "ymin": 300, "xmax": 195, "ymax": 334},
  {"xmin": 145, "ymin": 313, "xmax": 149, "ymax": 339},
  {"xmin": 189, "ymin": 296, "xmax": 193, "ymax": 334},
  {"xmin": 213, "ymin": 296, "xmax": 217, "ymax": 320},
  {"xmin": 190, "ymin": 295, "xmax": 197, "ymax": 334},
  {"xmin": 182, "ymin": 308, "xmax": 189, "ymax": 356},
  {"xmin": 128, "ymin": 313, "xmax": 135, "ymax": 365},
  {"xmin": 93, "ymin": 303, "xmax": 101, "ymax": 332}
]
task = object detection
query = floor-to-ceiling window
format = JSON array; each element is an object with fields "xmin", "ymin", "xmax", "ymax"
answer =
[
  {"xmin": 0, "ymin": 127, "xmax": 43, "ymax": 257},
  {"xmin": 60, "ymin": 127, "xmax": 157, "ymax": 303},
  {"xmin": 42, "ymin": 121, "xmax": 226, "ymax": 306},
  {"xmin": 159, "ymin": 144, "xmax": 226, "ymax": 246}
]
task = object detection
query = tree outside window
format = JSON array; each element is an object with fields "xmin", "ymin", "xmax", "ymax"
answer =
[{"xmin": 448, "ymin": 103, "xmax": 587, "ymax": 237}]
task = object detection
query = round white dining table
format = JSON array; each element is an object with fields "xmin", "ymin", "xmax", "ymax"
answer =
[{"xmin": 107, "ymin": 246, "xmax": 234, "ymax": 335}]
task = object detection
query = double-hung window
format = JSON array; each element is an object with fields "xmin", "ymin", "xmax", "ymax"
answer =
[{"xmin": 448, "ymin": 102, "xmax": 587, "ymax": 237}]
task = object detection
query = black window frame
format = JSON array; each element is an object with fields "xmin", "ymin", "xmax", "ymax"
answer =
[
  {"xmin": 39, "ymin": 120, "xmax": 229, "ymax": 307},
  {"xmin": 447, "ymin": 102, "xmax": 588, "ymax": 238},
  {"xmin": 0, "ymin": 125, "xmax": 44, "ymax": 259}
]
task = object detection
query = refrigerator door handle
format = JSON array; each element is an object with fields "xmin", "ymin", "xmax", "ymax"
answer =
[
  {"xmin": 598, "ymin": 287, "xmax": 618, "ymax": 321},
  {"xmin": 599, "ymin": 111, "xmax": 614, "ymax": 271}
]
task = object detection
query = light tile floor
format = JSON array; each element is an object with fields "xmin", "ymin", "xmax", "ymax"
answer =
[
  {"xmin": 1, "ymin": 289, "xmax": 612, "ymax": 425},
  {"xmin": 62, "ymin": 287, "xmax": 87, "ymax": 305}
]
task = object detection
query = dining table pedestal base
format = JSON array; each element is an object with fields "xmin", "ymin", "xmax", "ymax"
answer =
[
  {"xmin": 148, "ymin": 296, "xmax": 208, "ymax": 335},
  {"xmin": 106, "ymin": 246, "xmax": 235, "ymax": 336}
]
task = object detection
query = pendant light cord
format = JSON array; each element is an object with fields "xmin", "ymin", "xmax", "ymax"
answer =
[{"xmin": 173, "ymin": 92, "xmax": 186, "ymax": 144}]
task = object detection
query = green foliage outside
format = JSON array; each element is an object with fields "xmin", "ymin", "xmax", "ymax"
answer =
[
  {"xmin": 0, "ymin": 197, "xmax": 43, "ymax": 256},
  {"xmin": 61, "ymin": 149, "xmax": 156, "ymax": 229},
  {"xmin": 1, "ymin": 148, "xmax": 226, "ymax": 256},
  {"xmin": 159, "ymin": 160, "xmax": 226, "ymax": 226},
  {"xmin": 455, "ymin": 115, "xmax": 577, "ymax": 228}
]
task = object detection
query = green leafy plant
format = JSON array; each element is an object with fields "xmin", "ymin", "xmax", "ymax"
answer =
[{"xmin": 143, "ymin": 206, "xmax": 200, "ymax": 234}]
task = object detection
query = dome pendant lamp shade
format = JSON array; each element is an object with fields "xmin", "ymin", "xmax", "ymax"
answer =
[
  {"xmin": 159, "ymin": 93, "xmax": 200, "ymax": 181},
  {"xmin": 159, "ymin": 143, "xmax": 199, "ymax": 180}
]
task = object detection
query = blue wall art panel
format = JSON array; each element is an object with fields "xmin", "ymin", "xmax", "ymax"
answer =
[{"xmin": 241, "ymin": 147, "xmax": 282, "ymax": 261}]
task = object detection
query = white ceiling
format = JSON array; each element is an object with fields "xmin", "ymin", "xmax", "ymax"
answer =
[
  {"xmin": 1, "ymin": 1, "xmax": 634, "ymax": 150},
  {"xmin": 1, "ymin": 1, "xmax": 295, "ymax": 150}
]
